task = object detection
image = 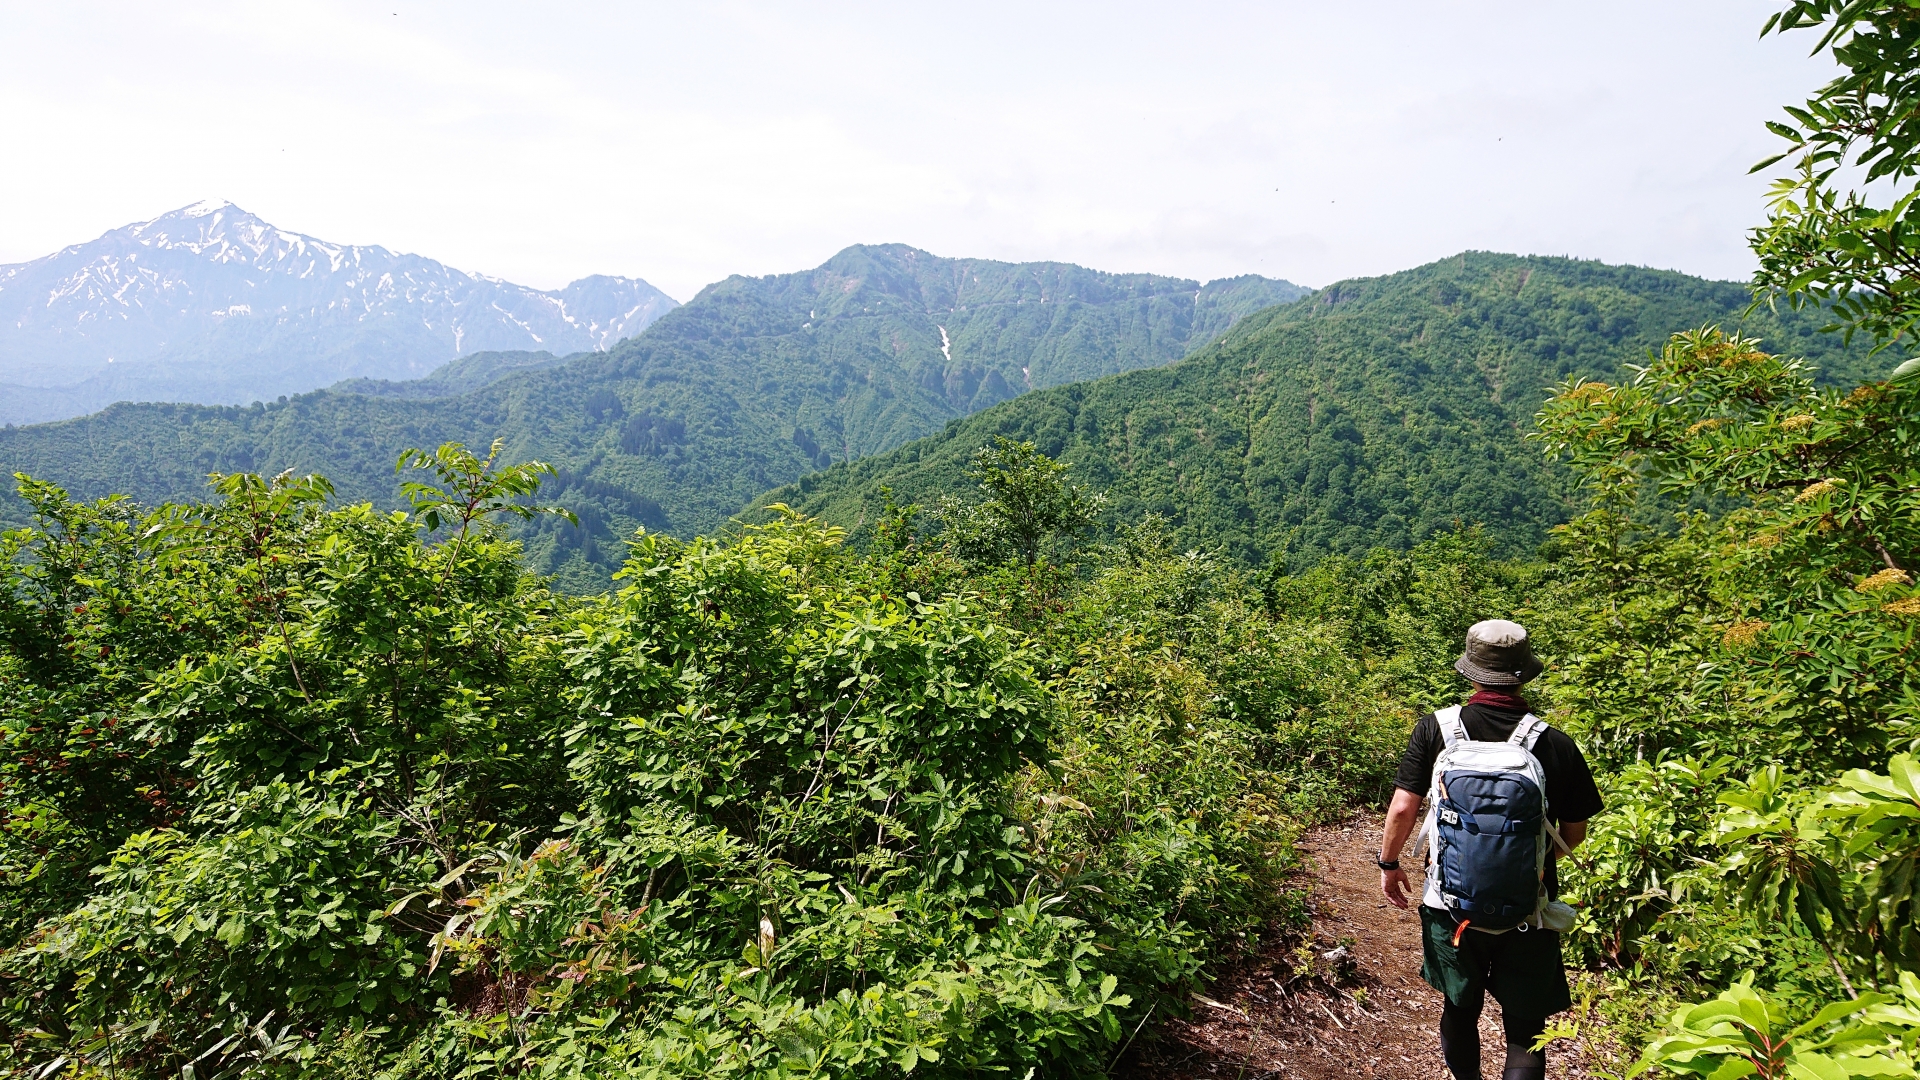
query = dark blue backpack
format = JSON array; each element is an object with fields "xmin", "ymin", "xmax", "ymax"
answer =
[{"xmin": 1420, "ymin": 707, "xmax": 1551, "ymax": 933}]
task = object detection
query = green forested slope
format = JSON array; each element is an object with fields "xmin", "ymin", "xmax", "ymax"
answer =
[
  {"xmin": 765, "ymin": 252, "xmax": 1883, "ymax": 566},
  {"xmin": 326, "ymin": 349, "xmax": 584, "ymax": 399},
  {"xmin": 0, "ymin": 245, "xmax": 1302, "ymax": 587}
]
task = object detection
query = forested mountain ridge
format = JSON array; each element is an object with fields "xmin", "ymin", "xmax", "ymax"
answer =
[
  {"xmin": 765, "ymin": 251, "xmax": 1881, "ymax": 566},
  {"xmin": 0, "ymin": 244, "xmax": 1304, "ymax": 588},
  {"xmin": 326, "ymin": 349, "xmax": 586, "ymax": 399},
  {"xmin": 0, "ymin": 202, "xmax": 679, "ymax": 424},
  {"xmin": 647, "ymin": 243, "xmax": 1306, "ymax": 437}
]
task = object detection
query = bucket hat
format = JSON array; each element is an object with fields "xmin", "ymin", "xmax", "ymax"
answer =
[{"xmin": 1454, "ymin": 619, "xmax": 1543, "ymax": 686}]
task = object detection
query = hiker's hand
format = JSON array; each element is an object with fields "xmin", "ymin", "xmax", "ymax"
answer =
[{"xmin": 1381, "ymin": 867, "xmax": 1410, "ymax": 909}]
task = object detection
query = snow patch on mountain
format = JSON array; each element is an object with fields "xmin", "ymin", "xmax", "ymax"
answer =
[{"xmin": 0, "ymin": 202, "xmax": 679, "ymax": 424}]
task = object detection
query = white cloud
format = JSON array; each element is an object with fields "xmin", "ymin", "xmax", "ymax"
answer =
[{"xmin": 0, "ymin": 1, "xmax": 1838, "ymax": 299}]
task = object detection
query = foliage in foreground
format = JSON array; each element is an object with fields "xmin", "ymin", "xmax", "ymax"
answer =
[
  {"xmin": 1532, "ymin": 326, "xmax": 1920, "ymax": 1056},
  {"xmin": 0, "ymin": 430, "xmax": 1472, "ymax": 1077},
  {"xmin": 1496, "ymin": 4, "xmax": 1920, "ymax": 1066},
  {"xmin": 1631, "ymin": 976, "xmax": 1920, "ymax": 1078}
]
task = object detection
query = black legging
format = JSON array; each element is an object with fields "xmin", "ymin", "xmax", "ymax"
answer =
[{"xmin": 1440, "ymin": 998, "xmax": 1546, "ymax": 1080}]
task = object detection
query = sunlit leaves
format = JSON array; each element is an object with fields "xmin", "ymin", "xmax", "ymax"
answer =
[
  {"xmin": 931, "ymin": 437, "xmax": 1106, "ymax": 570},
  {"xmin": 3, "ymin": 467, "xmax": 1249, "ymax": 1079},
  {"xmin": 1634, "ymin": 976, "xmax": 1920, "ymax": 1078},
  {"xmin": 397, "ymin": 438, "xmax": 576, "ymax": 537},
  {"xmin": 1751, "ymin": 3, "xmax": 1920, "ymax": 355}
]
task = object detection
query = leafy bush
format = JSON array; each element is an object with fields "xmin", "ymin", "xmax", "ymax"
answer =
[
  {"xmin": 0, "ymin": 442, "xmax": 1409, "ymax": 1078},
  {"xmin": 1535, "ymin": 323, "xmax": 1920, "ymax": 1043},
  {"xmin": 1632, "ymin": 976, "xmax": 1920, "ymax": 1078}
]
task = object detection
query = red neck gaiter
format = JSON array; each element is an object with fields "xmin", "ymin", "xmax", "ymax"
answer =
[{"xmin": 1466, "ymin": 688, "xmax": 1531, "ymax": 713}]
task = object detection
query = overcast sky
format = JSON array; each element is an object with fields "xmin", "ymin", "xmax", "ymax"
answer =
[{"xmin": 0, "ymin": 2, "xmax": 1836, "ymax": 301}]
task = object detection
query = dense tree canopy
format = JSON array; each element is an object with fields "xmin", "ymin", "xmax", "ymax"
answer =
[
  {"xmin": 1, "ymin": 438, "xmax": 1480, "ymax": 1077},
  {"xmin": 0, "ymin": 248, "xmax": 1302, "ymax": 591},
  {"xmin": 770, "ymin": 253, "xmax": 1882, "ymax": 568}
]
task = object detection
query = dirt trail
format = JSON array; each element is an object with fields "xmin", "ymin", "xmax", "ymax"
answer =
[{"xmin": 1117, "ymin": 815, "xmax": 1615, "ymax": 1079}]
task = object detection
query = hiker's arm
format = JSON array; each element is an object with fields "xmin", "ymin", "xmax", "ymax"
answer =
[
  {"xmin": 1381, "ymin": 787, "xmax": 1422, "ymax": 859},
  {"xmin": 1560, "ymin": 819, "xmax": 1588, "ymax": 851},
  {"xmin": 1379, "ymin": 787, "xmax": 1423, "ymax": 910}
]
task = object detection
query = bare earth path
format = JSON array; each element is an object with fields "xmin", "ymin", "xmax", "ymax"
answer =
[{"xmin": 1117, "ymin": 815, "xmax": 1616, "ymax": 1079}]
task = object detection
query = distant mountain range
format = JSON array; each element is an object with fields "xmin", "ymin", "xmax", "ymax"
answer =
[
  {"xmin": 0, "ymin": 202, "xmax": 678, "ymax": 424},
  {"xmin": 1, "ymin": 238, "xmax": 1880, "ymax": 591},
  {"xmin": 0, "ymin": 243, "xmax": 1306, "ymax": 589},
  {"xmin": 767, "ymin": 253, "xmax": 1885, "ymax": 567}
]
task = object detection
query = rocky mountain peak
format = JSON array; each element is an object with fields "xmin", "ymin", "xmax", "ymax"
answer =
[{"xmin": 0, "ymin": 204, "xmax": 678, "ymax": 424}]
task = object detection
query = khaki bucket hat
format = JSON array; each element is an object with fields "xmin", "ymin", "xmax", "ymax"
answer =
[{"xmin": 1454, "ymin": 619, "xmax": 1544, "ymax": 686}]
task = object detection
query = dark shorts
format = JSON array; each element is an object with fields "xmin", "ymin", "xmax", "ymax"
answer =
[{"xmin": 1419, "ymin": 906, "xmax": 1572, "ymax": 1021}]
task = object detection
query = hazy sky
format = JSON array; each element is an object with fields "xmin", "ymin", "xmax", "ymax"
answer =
[{"xmin": 0, "ymin": 2, "xmax": 1835, "ymax": 301}]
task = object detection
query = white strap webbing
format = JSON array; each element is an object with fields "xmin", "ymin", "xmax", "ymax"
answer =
[
  {"xmin": 1423, "ymin": 707, "xmax": 1466, "ymax": 874},
  {"xmin": 1544, "ymin": 820, "xmax": 1574, "ymax": 859},
  {"xmin": 1508, "ymin": 712, "xmax": 1548, "ymax": 751}
]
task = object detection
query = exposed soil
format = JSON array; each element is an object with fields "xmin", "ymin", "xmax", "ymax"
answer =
[{"xmin": 1117, "ymin": 815, "xmax": 1618, "ymax": 1079}]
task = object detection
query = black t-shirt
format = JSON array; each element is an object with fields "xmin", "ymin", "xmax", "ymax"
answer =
[{"xmin": 1393, "ymin": 702, "xmax": 1604, "ymax": 897}]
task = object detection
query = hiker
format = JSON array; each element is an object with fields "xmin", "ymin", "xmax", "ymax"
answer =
[{"xmin": 1375, "ymin": 620, "xmax": 1603, "ymax": 1080}]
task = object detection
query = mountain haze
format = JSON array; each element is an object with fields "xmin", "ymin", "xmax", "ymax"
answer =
[
  {"xmin": 326, "ymin": 350, "xmax": 586, "ymax": 400},
  {"xmin": 765, "ymin": 252, "xmax": 1884, "ymax": 566},
  {"xmin": 0, "ymin": 244, "xmax": 1305, "ymax": 588},
  {"xmin": 0, "ymin": 202, "xmax": 678, "ymax": 423}
]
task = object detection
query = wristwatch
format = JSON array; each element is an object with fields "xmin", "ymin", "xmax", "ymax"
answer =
[{"xmin": 1376, "ymin": 857, "xmax": 1401, "ymax": 871}]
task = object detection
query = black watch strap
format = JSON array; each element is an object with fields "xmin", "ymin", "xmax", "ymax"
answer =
[{"xmin": 1376, "ymin": 857, "xmax": 1401, "ymax": 871}]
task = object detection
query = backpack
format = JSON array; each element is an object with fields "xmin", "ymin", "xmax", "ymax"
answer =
[{"xmin": 1420, "ymin": 705, "xmax": 1556, "ymax": 934}]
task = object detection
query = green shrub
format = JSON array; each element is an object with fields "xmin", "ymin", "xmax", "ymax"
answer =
[{"xmin": 2, "ymin": 450, "xmax": 1404, "ymax": 1078}]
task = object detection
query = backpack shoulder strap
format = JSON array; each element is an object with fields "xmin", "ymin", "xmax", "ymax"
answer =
[
  {"xmin": 1436, "ymin": 705, "xmax": 1468, "ymax": 748},
  {"xmin": 1509, "ymin": 713, "xmax": 1548, "ymax": 751}
]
